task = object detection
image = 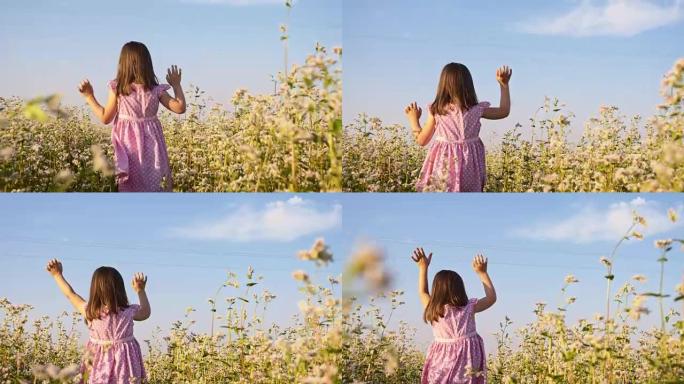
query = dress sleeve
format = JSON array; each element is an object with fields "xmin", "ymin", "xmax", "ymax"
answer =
[
  {"xmin": 156, "ymin": 84, "xmax": 171, "ymax": 97},
  {"xmin": 107, "ymin": 80, "xmax": 117, "ymax": 92},
  {"xmin": 467, "ymin": 298, "xmax": 479, "ymax": 313},
  {"xmin": 476, "ymin": 101, "xmax": 491, "ymax": 118},
  {"xmin": 127, "ymin": 304, "xmax": 141, "ymax": 317}
]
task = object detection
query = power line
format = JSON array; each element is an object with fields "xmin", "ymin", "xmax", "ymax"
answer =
[
  {"xmin": 1, "ymin": 252, "xmax": 304, "ymax": 273},
  {"xmin": 372, "ymin": 237, "xmax": 673, "ymax": 272},
  {"xmin": 0, "ymin": 235, "xmax": 295, "ymax": 260},
  {"xmin": 375, "ymin": 237, "xmax": 607, "ymax": 257}
]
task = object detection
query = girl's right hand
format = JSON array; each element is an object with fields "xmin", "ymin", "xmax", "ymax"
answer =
[
  {"xmin": 472, "ymin": 254, "xmax": 488, "ymax": 275},
  {"xmin": 78, "ymin": 79, "xmax": 94, "ymax": 98},
  {"xmin": 46, "ymin": 259, "xmax": 63, "ymax": 276},
  {"xmin": 411, "ymin": 247, "xmax": 432, "ymax": 269},
  {"xmin": 132, "ymin": 272, "xmax": 148, "ymax": 293},
  {"xmin": 404, "ymin": 102, "xmax": 422, "ymax": 121},
  {"xmin": 166, "ymin": 65, "xmax": 182, "ymax": 87}
]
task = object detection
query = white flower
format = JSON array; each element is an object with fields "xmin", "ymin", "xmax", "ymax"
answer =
[{"xmin": 564, "ymin": 275, "xmax": 579, "ymax": 284}]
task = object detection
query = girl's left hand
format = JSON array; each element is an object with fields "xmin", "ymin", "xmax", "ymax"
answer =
[
  {"xmin": 472, "ymin": 254, "xmax": 488, "ymax": 275},
  {"xmin": 132, "ymin": 272, "xmax": 148, "ymax": 292},
  {"xmin": 404, "ymin": 102, "xmax": 422, "ymax": 121},
  {"xmin": 496, "ymin": 66, "xmax": 512, "ymax": 86},
  {"xmin": 166, "ymin": 65, "xmax": 182, "ymax": 87},
  {"xmin": 411, "ymin": 247, "xmax": 432, "ymax": 269}
]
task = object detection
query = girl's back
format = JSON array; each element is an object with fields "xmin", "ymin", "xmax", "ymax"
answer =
[
  {"xmin": 423, "ymin": 299, "xmax": 485, "ymax": 384},
  {"xmin": 417, "ymin": 102, "xmax": 490, "ymax": 192},
  {"xmin": 85, "ymin": 304, "xmax": 145, "ymax": 383},
  {"xmin": 430, "ymin": 299, "xmax": 479, "ymax": 340},
  {"xmin": 107, "ymin": 80, "xmax": 173, "ymax": 192},
  {"xmin": 430, "ymin": 102, "xmax": 490, "ymax": 144},
  {"xmin": 109, "ymin": 81, "xmax": 170, "ymax": 121}
]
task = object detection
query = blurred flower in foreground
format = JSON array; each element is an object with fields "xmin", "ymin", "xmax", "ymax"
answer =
[{"xmin": 298, "ymin": 238, "xmax": 334, "ymax": 267}]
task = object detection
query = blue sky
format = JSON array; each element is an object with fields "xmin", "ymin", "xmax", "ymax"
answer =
[
  {"xmin": 343, "ymin": 0, "xmax": 684, "ymax": 142},
  {"xmin": 0, "ymin": 0, "xmax": 340, "ymax": 108},
  {"xmin": 340, "ymin": 193, "xmax": 684, "ymax": 352},
  {"xmin": 0, "ymin": 194, "xmax": 343, "ymax": 345}
]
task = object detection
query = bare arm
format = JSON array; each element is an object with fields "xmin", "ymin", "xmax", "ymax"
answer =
[
  {"xmin": 482, "ymin": 66, "xmax": 512, "ymax": 121},
  {"xmin": 160, "ymin": 65, "xmax": 186, "ymax": 114},
  {"xmin": 132, "ymin": 272, "xmax": 151, "ymax": 321},
  {"xmin": 411, "ymin": 247, "xmax": 432, "ymax": 308},
  {"xmin": 472, "ymin": 254, "xmax": 497, "ymax": 313},
  {"xmin": 46, "ymin": 259, "xmax": 87, "ymax": 317},
  {"xmin": 78, "ymin": 80, "xmax": 117, "ymax": 124},
  {"xmin": 405, "ymin": 102, "xmax": 436, "ymax": 147}
]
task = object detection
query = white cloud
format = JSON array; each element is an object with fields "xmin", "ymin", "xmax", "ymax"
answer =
[
  {"xmin": 513, "ymin": 197, "xmax": 683, "ymax": 243},
  {"xmin": 171, "ymin": 196, "xmax": 341, "ymax": 242},
  {"xmin": 181, "ymin": 0, "xmax": 289, "ymax": 5},
  {"xmin": 518, "ymin": 0, "xmax": 683, "ymax": 37}
]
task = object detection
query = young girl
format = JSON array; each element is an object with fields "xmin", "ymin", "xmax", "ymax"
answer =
[
  {"xmin": 77, "ymin": 41, "xmax": 187, "ymax": 192},
  {"xmin": 46, "ymin": 259, "xmax": 150, "ymax": 383},
  {"xmin": 405, "ymin": 64, "xmax": 512, "ymax": 192},
  {"xmin": 411, "ymin": 248, "xmax": 497, "ymax": 384}
]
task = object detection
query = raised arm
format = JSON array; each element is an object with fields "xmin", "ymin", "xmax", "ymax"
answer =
[
  {"xmin": 160, "ymin": 65, "xmax": 186, "ymax": 114},
  {"xmin": 482, "ymin": 66, "xmax": 512, "ymax": 120},
  {"xmin": 132, "ymin": 272, "xmax": 151, "ymax": 321},
  {"xmin": 405, "ymin": 102, "xmax": 436, "ymax": 147},
  {"xmin": 46, "ymin": 259, "xmax": 87, "ymax": 317},
  {"xmin": 471, "ymin": 254, "xmax": 497, "ymax": 313},
  {"xmin": 78, "ymin": 80, "xmax": 118, "ymax": 124},
  {"xmin": 411, "ymin": 247, "xmax": 433, "ymax": 308}
]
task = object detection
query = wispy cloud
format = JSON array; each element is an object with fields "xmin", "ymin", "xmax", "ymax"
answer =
[
  {"xmin": 512, "ymin": 197, "xmax": 683, "ymax": 243},
  {"xmin": 517, "ymin": 0, "xmax": 683, "ymax": 37},
  {"xmin": 170, "ymin": 196, "xmax": 341, "ymax": 242}
]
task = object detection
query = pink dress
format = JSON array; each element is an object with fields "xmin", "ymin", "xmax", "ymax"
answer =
[
  {"xmin": 421, "ymin": 299, "xmax": 486, "ymax": 384},
  {"xmin": 107, "ymin": 80, "xmax": 173, "ymax": 192},
  {"xmin": 416, "ymin": 102, "xmax": 490, "ymax": 192},
  {"xmin": 82, "ymin": 304, "xmax": 145, "ymax": 384}
]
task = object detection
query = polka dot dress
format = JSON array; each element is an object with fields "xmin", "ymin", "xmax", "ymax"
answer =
[
  {"xmin": 107, "ymin": 80, "xmax": 173, "ymax": 192},
  {"xmin": 421, "ymin": 299, "xmax": 486, "ymax": 384},
  {"xmin": 416, "ymin": 102, "xmax": 490, "ymax": 192},
  {"xmin": 82, "ymin": 304, "xmax": 145, "ymax": 383}
]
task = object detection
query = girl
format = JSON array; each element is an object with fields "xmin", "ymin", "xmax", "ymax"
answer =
[
  {"xmin": 411, "ymin": 248, "xmax": 497, "ymax": 384},
  {"xmin": 77, "ymin": 41, "xmax": 187, "ymax": 192},
  {"xmin": 405, "ymin": 64, "xmax": 512, "ymax": 192},
  {"xmin": 46, "ymin": 259, "xmax": 150, "ymax": 383}
]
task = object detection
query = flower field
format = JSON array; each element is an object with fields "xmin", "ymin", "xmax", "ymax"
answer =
[
  {"xmin": 2, "ymin": 210, "xmax": 683, "ymax": 383},
  {"xmin": 343, "ymin": 59, "xmax": 684, "ymax": 193},
  {"xmin": 0, "ymin": 240, "xmax": 342, "ymax": 384},
  {"xmin": 342, "ymin": 208, "xmax": 684, "ymax": 383},
  {"xmin": 0, "ymin": 3, "xmax": 341, "ymax": 193}
]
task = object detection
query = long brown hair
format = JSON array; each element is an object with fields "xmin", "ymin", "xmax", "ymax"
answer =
[
  {"xmin": 85, "ymin": 266, "xmax": 130, "ymax": 322},
  {"xmin": 115, "ymin": 41, "xmax": 159, "ymax": 96},
  {"xmin": 430, "ymin": 63, "xmax": 478, "ymax": 116},
  {"xmin": 424, "ymin": 270, "xmax": 469, "ymax": 324}
]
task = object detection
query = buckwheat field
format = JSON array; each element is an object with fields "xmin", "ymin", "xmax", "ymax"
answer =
[
  {"xmin": 342, "ymin": 207, "xmax": 684, "ymax": 383},
  {"xmin": 343, "ymin": 59, "xmax": 684, "ymax": 193},
  {"xmin": 0, "ymin": 3, "xmax": 341, "ymax": 193},
  {"xmin": 1, "ymin": 239, "xmax": 343, "ymax": 384},
  {"xmin": 5, "ymin": 209, "xmax": 680, "ymax": 383}
]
